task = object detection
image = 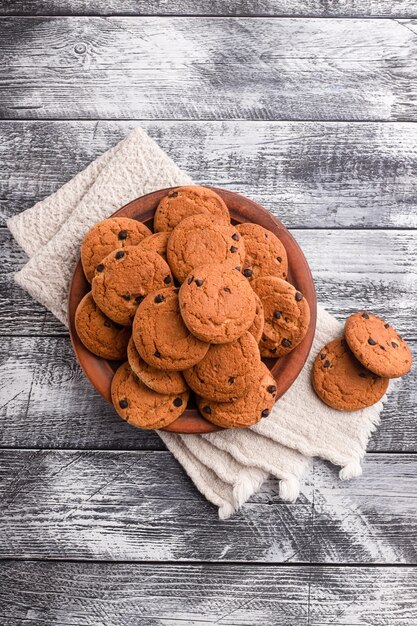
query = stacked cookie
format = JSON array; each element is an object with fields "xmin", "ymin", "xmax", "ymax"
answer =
[
  {"xmin": 75, "ymin": 185, "xmax": 311, "ymax": 430},
  {"xmin": 312, "ymin": 312, "xmax": 412, "ymax": 411}
]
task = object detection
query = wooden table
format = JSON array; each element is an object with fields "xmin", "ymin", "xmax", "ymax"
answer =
[{"xmin": 0, "ymin": 2, "xmax": 416, "ymax": 624}]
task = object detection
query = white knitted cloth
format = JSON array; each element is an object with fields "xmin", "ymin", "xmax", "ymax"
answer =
[{"xmin": 8, "ymin": 128, "xmax": 388, "ymax": 518}]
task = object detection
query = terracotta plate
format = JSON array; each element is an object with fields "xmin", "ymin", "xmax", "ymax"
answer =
[{"xmin": 68, "ymin": 187, "xmax": 317, "ymax": 434}]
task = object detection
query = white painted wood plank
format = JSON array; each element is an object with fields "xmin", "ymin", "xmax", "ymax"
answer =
[
  {"xmin": 1, "ymin": 0, "xmax": 417, "ymax": 17},
  {"xmin": 2, "ymin": 120, "xmax": 417, "ymax": 229},
  {"xmin": 0, "ymin": 450, "xmax": 416, "ymax": 562},
  {"xmin": 1, "ymin": 17, "xmax": 416, "ymax": 120},
  {"xmin": 0, "ymin": 561, "xmax": 416, "ymax": 626}
]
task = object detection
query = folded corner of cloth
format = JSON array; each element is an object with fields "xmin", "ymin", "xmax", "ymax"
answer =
[{"xmin": 7, "ymin": 126, "xmax": 389, "ymax": 518}]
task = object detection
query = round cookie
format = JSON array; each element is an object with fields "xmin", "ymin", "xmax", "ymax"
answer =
[
  {"xmin": 248, "ymin": 293, "xmax": 264, "ymax": 344},
  {"xmin": 197, "ymin": 363, "xmax": 277, "ymax": 428},
  {"xmin": 75, "ymin": 292, "xmax": 130, "ymax": 360},
  {"xmin": 179, "ymin": 263, "xmax": 257, "ymax": 344},
  {"xmin": 92, "ymin": 247, "xmax": 173, "ymax": 326},
  {"xmin": 137, "ymin": 231, "xmax": 170, "ymax": 262},
  {"xmin": 183, "ymin": 332, "xmax": 261, "ymax": 403},
  {"xmin": 127, "ymin": 338, "xmax": 187, "ymax": 395},
  {"xmin": 111, "ymin": 362, "xmax": 189, "ymax": 430},
  {"xmin": 345, "ymin": 312, "xmax": 412, "ymax": 378},
  {"xmin": 237, "ymin": 222, "xmax": 288, "ymax": 281},
  {"xmin": 312, "ymin": 337, "xmax": 389, "ymax": 411},
  {"xmin": 167, "ymin": 214, "xmax": 245, "ymax": 284},
  {"xmin": 132, "ymin": 287, "xmax": 209, "ymax": 371},
  {"xmin": 154, "ymin": 185, "xmax": 230, "ymax": 232},
  {"xmin": 252, "ymin": 276, "xmax": 310, "ymax": 357},
  {"xmin": 81, "ymin": 217, "xmax": 151, "ymax": 283}
]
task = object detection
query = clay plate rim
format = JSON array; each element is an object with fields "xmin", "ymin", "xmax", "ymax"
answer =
[{"xmin": 68, "ymin": 186, "xmax": 317, "ymax": 434}]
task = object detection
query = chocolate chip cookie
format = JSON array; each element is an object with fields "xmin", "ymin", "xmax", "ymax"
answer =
[
  {"xmin": 237, "ymin": 222, "xmax": 288, "ymax": 281},
  {"xmin": 127, "ymin": 337, "xmax": 188, "ymax": 395},
  {"xmin": 248, "ymin": 293, "xmax": 265, "ymax": 344},
  {"xmin": 111, "ymin": 362, "xmax": 189, "ymax": 429},
  {"xmin": 167, "ymin": 214, "xmax": 245, "ymax": 284},
  {"xmin": 179, "ymin": 263, "xmax": 257, "ymax": 344},
  {"xmin": 81, "ymin": 217, "xmax": 151, "ymax": 283},
  {"xmin": 92, "ymin": 247, "xmax": 172, "ymax": 326},
  {"xmin": 132, "ymin": 287, "xmax": 209, "ymax": 370},
  {"xmin": 312, "ymin": 337, "xmax": 389, "ymax": 411},
  {"xmin": 197, "ymin": 362, "xmax": 277, "ymax": 428},
  {"xmin": 154, "ymin": 185, "xmax": 230, "ymax": 232},
  {"xmin": 252, "ymin": 276, "xmax": 310, "ymax": 357},
  {"xmin": 183, "ymin": 331, "xmax": 261, "ymax": 402},
  {"xmin": 137, "ymin": 231, "xmax": 170, "ymax": 262},
  {"xmin": 345, "ymin": 312, "xmax": 412, "ymax": 378},
  {"xmin": 75, "ymin": 292, "xmax": 131, "ymax": 360}
]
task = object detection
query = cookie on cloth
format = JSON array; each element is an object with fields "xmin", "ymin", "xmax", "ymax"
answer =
[
  {"xmin": 92, "ymin": 247, "xmax": 172, "ymax": 326},
  {"xmin": 197, "ymin": 362, "xmax": 277, "ymax": 428},
  {"xmin": 312, "ymin": 337, "xmax": 389, "ymax": 411},
  {"xmin": 81, "ymin": 217, "xmax": 151, "ymax": 283},
  {"xmin": 344, "ymin": 312, "xmax": 412, "ymax": 379},
  {"xmin": 183, "ymin": 332, "xmax": 261, "ymax": 403},
  {"xmin": 137, "ymin": 231, "xmax": 170, "ymax": 262},
  {"xmin": 167, "ymin": 214, "xmax": 245, "ymax": 284},
  {"xmin": 127, "ymin": 337, "xmax": 187, "ymax": 395},
  {"xmin": 132, "ymin": 287, "xmax": 209, "ymax": 371},
  {"xmin": 154, "ymin": 185, "xmax": 230, "ymax": 232},
  {"xmin": 179, "ymin": 263, "xmax": 257, "ymax": 344},
  {"xmin": 252, "ymin": 276, "xmax": 310, "ymax": 357},
  {"xmin": 75, "ymin": 292, "xmax": 130, "ymax": 360},
  {"xmin": 111, "ymin": 362, "xmax": 189, "ymax": 430},
  {"xmin": 237, "ymin": 222, "xmax": 288, "ymax": 281},
  {"xmin": 248, "ymin": 293, "xmax": 265, "ymax": 344}
]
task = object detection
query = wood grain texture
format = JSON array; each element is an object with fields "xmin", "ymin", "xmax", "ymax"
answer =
[
  {"xmin": 0, "ymin": 450, "xmax": 416, "ymax": 563},
  {"xmin": 2, "ymin": 120, "xmax": 417, "ymax": 229},
  {"xmin": 0, "ymin": 334, "xmax": 415, "ymax": 451},
  {"xmin": 0, "ymin": 562, "xmax": 416, "ymax": 626},
  {"xmin": 1, "ymin": 17, "xmax": 417, "ymax": 121},
  {"xmin": 2, "ymin": 1, "xmax": 417, "ymax": 17},
  {"xmin": 2, "ymin": 228, "xmax": 416, "ymax": 336}
]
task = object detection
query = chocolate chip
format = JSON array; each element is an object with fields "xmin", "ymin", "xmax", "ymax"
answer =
[
  {"xmin": 230, "ymin": 246, "xmax": 238, "ymax": 253},
  {"xmin": 362, "ymin": 313, "xmax": 370, "ymax": 319},
  {"xmin": 320, "ymin": 353, "xmax": 326, "ymax": 360},
  {"xmin": 359, "ymin": 372, "xmax": 367, "ymax": 378},
  {"xmin": 173, "ymin": 397, "xmax": 183, "ymax": 407},
  {"xmin": 203, "ymin": 405, "xmax": 212, "ymax": 414},
  {"xmin": 235, "ymin": 266, "xmax": 241, "ymax": 271},
  {"xmin": 381, "ymin": 345, "xmax": 386, "ymax": 351},
  {"xmin": 164, "ymin": 275, "xmax": 171, "ymax": 284},
  {"xmin": 119, "ymin": 399, "xmax": 128, "ymax": 409},
  {"xmin": 270, "ymin": 347, "xmax": 277, "ymax": 354},
  {"xmin": 243, "ymin": 268, "xmax": 253, "ymax": 278},
  {"xmin": 154, "ymin": 294, "xmax": 165, "ymax": 303},
  {"xmin": 281, "ymin": 338, "xmax": 292, "ymax": 348},
  {"xmin": 368, "ymin": 338, "xmax": 377, "ymax": 345},
  {"xmin": 228, "ymin": 376, "xmax": 235, "ymax": 384},
  {"xmin": 274, "ymin": 310, "xmax": 282, "ymax": 320},
  {"xmin": 154, "ymin": 350, "xmax": 161, "ymax": 358},
  {"xmin": 122, "ymin": 294, "xmax": 131, "ymax": 301},
  {"xmin": 267, "ymin": 385, "xmax": 277, "ymax": 394},
  {"xmin": 168, "ymin": 191, "xmax": 179, "ymax": 198},
  {"xmin": 187, "ymin": 276, "xmax": 194, "ymax": 285},
  {"xmin": 96, "ymin": 263, "xmax": 104, "ymax": 272},
  {"xmin": 324, "ymin": 360, "xmax": 331, "ymax": 368},
  {"xmin": 104, "ymin": 320, "xmax": 112, "ymax": 328},
  {"xmin": 261, "ymin": 409, "xmax": 270, "ymax": 418},
  {"xmin": 392, "ymin": 341, "xmax": 399, "ymax": 348},
  {"xmin": 135, "ymin": 295, "xmax": 144, "ymax": 305},
  {"xmin": 118, "ymin": 230, "xmax": 128, "ymax": 240},
  {"xmin": 195, "ymin": 279, "xmax": 204, "ymax": 287},
  {"xmin": 276, "ymin": 256, "xmax": 282, "ymax": 263},
  {"xmin": 384, "ymin": 323, "xmax": 389, "ymax": 329},
  {"xmin": 295, "ymin": 292, "xmax": 303, "ymax": 302},
  {"xmin": 115, "ymin": 250, "xmax": 125, "ymax": 260},
  {"xmin": 224, "ymin": 287, "xmax": 231, "ymax": 293},
  {"xmin": 232, "ymin": 233, "xmax": 239, "ymax": 241},
  {"xmin": 285, "ymin": 317, "xmax": 290, "ymax": 323}
]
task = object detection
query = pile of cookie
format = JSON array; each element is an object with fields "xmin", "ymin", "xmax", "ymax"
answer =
[
  {"xmin": 312, "ymin": 312, "xmax": 412, "ymax": 411},
  {"xmin": 75, "ymin": 185, "xmax": 311, "ymax": 430}
]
